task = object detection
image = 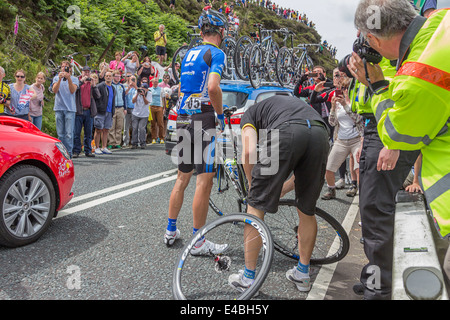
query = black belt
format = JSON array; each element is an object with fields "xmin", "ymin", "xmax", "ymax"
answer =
[
  {"xmin": 282, "ymin": 119, "xmax": 325, "ymax": 128},
  {"xmin": 115, "ymin": 106, "xmax": 124, "ymax": 108}
]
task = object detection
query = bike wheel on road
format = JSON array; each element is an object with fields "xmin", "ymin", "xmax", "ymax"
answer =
[
  {"xmin": 265, "ymin": 199, "xmax": 350, "ymax": 265},
  {"xmin": 173, "ymin": 213, "xmax": 274, "ymax": 300}
]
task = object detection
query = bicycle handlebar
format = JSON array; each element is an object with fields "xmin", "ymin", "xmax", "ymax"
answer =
[
  {"xmin": 223, "ymin": 106, "xmax": 237, "ymax": 119},
  {"xmin": 62, "ymin": 52, "xmax": 80, "ymax": 59}
]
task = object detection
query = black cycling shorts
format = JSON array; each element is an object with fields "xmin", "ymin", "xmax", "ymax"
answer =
[
  {"xmin": 247, "ymin": 121, "xmax": 329, "ymax": 215},
  {"xmin": 175, "ymin": 112, "xmax": 216, "ymax": 174}
]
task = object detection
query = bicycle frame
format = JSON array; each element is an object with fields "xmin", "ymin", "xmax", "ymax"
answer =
[{"xmin": 214, "ymin": 107, "xmax": 248, "ymax": 211}]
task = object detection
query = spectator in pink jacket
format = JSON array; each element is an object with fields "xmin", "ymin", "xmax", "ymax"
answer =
[{"xmin": 109, "ymin": 52, "xmax": 125, "ymax": 75}]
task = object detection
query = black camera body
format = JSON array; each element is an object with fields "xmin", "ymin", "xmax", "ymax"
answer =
[
  {"xmin": 338, "ymin": 35, "xmax": 383, "ymax": 78},
  {"xmin": 63, "ymin": 66, "xmax": 70, "ymax": 81},
  {"xmin": 352, "ymin": 35, "xmax": 383, "ymax": 64}
]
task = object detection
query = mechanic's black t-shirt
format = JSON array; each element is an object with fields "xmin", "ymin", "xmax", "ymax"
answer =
[{"xmin": 240, "ymin": 95, "xmax": 326, "ymax": 131}]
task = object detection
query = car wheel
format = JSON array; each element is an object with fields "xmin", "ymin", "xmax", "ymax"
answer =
[{"xmin": 0, "ymin": 164, "xmax": 56, "ymax": 247}]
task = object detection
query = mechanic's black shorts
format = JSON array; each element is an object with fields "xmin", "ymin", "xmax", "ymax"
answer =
[
  {"xmin": 156, "ymin": 45, "xmax": 166, "ymax": 56},
  {"xmin": 176, "ymin": 112, "xmax": 216, "ymax": 174},
  {"xmin": 247, "ymin": 121, "xmax": 329, "ymax": 215}
]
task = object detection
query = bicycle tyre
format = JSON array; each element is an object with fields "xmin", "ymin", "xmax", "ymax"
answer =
[
  {"xmin": 265, "ymin": 42, "xmax": 279, "ymax": 83},
  {"xmin": 171, "ymin": 45, "xmax": 188, "ymax": 84},
  {"xmin": 220, "ymin": 36, "xmax": 237, "ymax": 80},
  {"xmin": 275, "ymin": 47, "xmax": 294, "ymax": 87},
  {"xmin": 266, "ymin": 199, "xmax": 350, "ymax": 265},
  {"xmin": 172, "ymin": 213, "xmax": 274, "ymax": 300},
  {"xmin": 248, "ymin": 44, "xmax": 264, "ymax": 89},
  {"xmin": 233, "ymin": 35, "xmax": 253, "ymax": 81}
]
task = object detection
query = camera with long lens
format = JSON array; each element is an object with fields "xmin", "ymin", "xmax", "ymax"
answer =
[{"xmin": 338, "ymin": 34, "xmax": 383, "ymax": 78}]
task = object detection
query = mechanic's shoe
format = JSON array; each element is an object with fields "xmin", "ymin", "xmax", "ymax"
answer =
[
  {"xmin": 190, "ymin": 239, "xmax": 228, "ymax": 256},
  {"xmin": 286, "ymin": 268, "xmax": 311, "ymax": 292},
  {"xmin": 164, "ymin": 229, "xmax": 180, "ymax": 247},
  {"xmin": 321, "ymin": 187, "xmax": 336, "ymax": 200},
  {"xmin": 228, "ymin": 270, "xmax": 259, "ymax": 296}
]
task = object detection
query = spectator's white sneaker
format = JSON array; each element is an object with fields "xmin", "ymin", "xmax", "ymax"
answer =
[
  {"xmin": 190, "ymin": 239, "xmax": 228, "ymax": 256},
  {"xmin": 335, "ymin": 178, "xmax": 345, "ymax": 189},
  {"xmin": 102, "ymin": 148, "xmax": 112, "ymax": 154},
  {"xmin": 94, "ymin": 148, "xmax": 103, "ymax": 155}
]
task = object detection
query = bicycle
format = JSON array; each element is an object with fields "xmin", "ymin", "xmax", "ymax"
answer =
[
  {"xmin": 233, "ymin": 28, "xmax": 260, "ymax": 81},
  {"xmin": 248, "ymin": 24, "xmax": 281, "ymax": 88},
  {"xmin": 276, "ymin": 43, "xmax": 319, "ymax": 88},
  {"xmin": 173, "ymin": 107, "xmax": 350, "ymax": 299},
  {"xmin": 171, "ymin": 26, "xmax": 204, "ymax": 84}
]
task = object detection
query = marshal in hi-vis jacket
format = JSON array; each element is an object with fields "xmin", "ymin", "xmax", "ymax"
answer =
[{"xmin": 370, "ymin": 10, "xmax": 450, "ymax": 238}]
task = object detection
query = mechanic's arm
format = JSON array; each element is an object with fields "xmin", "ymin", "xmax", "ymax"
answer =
[{"xmin": 241, "ymin": 125, "xmax": 258, "ymax": 190}]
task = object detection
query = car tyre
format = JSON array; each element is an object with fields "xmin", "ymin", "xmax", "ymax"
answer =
[{"xmin": 0, "ymin": 164, "xmax": 56, "ymax": 248}]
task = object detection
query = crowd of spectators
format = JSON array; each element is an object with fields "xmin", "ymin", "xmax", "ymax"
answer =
[{"xmin": 0, "ymin": 24, "xmax": 180, "ymax": 160}]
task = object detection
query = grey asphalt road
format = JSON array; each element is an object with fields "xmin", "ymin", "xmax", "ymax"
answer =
[{"xmin": 0, "ymin": 144, "xmax": 364, "ymax": 301}]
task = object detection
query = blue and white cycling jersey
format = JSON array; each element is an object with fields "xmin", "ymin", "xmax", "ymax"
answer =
[{"xmin": 177, "ymin": 42, "xmax": 226, "ymax": 116}]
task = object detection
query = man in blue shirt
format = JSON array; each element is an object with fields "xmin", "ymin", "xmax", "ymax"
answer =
[
  {"xmin": 108, "ymin": 71, "xmax": 127, "ymax": 149},
  {"xmin": 164, "ymin": 9, "xmax": 228, "ymax": 255},
  {"xmin": 52, "ymin": 61, "xmax": 79, "ymax": 158}
]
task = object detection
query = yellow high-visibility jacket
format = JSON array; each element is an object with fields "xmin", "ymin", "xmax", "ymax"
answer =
[{"xmin": 371, "ymin": 10, "xmax": 450, "ymax": 238}]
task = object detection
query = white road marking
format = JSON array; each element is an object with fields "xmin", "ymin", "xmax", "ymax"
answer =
[
  {"xmin": 306, "ymin": 195, "xmax": 360, "ymax": 300},
  {"xmin": 56, "ymin": 174, "xmax": 178, "ymax": 219},
  {"xmin": 68, "ymin": 169, "xmax": 178, "ymax": 204}
]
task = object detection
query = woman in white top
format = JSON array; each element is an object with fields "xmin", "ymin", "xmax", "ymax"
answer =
[{"xmin": 321, "ymin": 71, "xmax": 364, "ymax": 200}]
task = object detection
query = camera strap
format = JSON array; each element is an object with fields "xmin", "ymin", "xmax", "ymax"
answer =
[{"xmin": 363, "ymin": 58, "xmax": 376, "ymax": 95}]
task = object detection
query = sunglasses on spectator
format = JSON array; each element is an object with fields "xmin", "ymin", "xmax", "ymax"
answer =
[
  {"xmin": 333, "ymin": 74, "xmax": 341, "ymax": 78},
  {"xmin": 16, "ymin": 75, "xmax": 25, "ymax": 78}
]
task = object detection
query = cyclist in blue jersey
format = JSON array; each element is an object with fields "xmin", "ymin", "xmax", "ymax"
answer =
[{"xmin": 164, "ymin": 9, "xmax": 229, "ymax": 255}]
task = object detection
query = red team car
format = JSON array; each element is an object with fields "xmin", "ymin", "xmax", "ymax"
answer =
[{"xmin": 0, "ymin": 116, "xmax": 74, "ymax": 247}]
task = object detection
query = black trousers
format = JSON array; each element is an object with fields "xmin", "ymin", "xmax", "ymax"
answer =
[{"xmin": 358, "ymin": 122, "xmax": 419, "ymax": 299}]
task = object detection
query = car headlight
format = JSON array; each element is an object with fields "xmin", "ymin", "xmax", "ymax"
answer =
[{"xmin": 56, "ymin": 142, "xmax": 71, "ymax": 160}]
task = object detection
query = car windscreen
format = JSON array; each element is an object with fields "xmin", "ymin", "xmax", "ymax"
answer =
[
  {"xmin": 222, "ymin": 91, "xmax": 249, "ymax": 109},
  {"xmin": 255, "ymin": 91, "xmax": 292, "ymax": 104}
]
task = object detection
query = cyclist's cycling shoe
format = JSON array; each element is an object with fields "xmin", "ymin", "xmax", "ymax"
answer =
[
  {"xmin": 286, "ymin": 268, "xmax": 311, "ymax": 292},
  {"xmin": 164, "ymin": 229, "xmax": 180, "ymax": 247},
  {"xmin": 228, "ymin": 270, "xmax": 259, "ymax": 297},
  {"xmin": 190, "ymin": 239, "xmax": 228, "ymax": 256}
]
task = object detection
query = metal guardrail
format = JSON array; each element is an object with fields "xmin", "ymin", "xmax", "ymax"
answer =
[{"xmin": 392, "ymin": 191, "xmax": 448, "ymax": 300}]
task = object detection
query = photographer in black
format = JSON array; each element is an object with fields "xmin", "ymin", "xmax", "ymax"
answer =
[{"xmin": 293, "ymin": 66, "xmax": 335, "ymax": 138}]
